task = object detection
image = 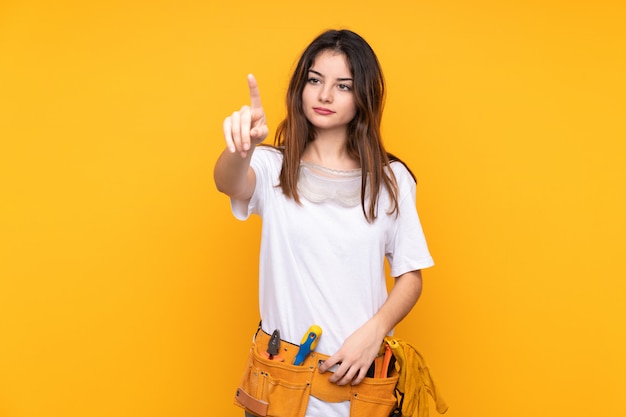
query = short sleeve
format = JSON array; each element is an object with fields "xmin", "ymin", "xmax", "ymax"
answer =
[
  {"xmin": 230, "ymin": 146, "xmax": 282, "ymax": 220},
  {"xmin": 385, "ymin": 163, "xmax": 434, "ymax": 276}
]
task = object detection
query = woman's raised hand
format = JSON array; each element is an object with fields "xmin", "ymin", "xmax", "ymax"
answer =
[{"xmin": 223, "ymin": 74, "xmax": 269, "ymax": 158}]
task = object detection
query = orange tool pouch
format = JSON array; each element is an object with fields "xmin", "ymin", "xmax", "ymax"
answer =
[{"xmin": 234, "ymin": 329, "xmax": 399, "ymax": 417}]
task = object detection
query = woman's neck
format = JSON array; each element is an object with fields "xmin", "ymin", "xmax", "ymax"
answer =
[{"xmin": 302, "ymin": 132, "xmax": 359, "ymax": 170}]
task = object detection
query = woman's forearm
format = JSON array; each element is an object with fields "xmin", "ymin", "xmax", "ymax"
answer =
[
  {"xmin": 213, "ymin": 147, "xmax": 256, "ymax": 200},
  {"xmin": 371, "ymin": 269, "xmax": 423, "ymax": 337}
]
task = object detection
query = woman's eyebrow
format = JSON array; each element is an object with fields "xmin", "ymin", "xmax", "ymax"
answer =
[{"xmin": 308, "ymin": 69, "xmax": 353, "ymax": 81}]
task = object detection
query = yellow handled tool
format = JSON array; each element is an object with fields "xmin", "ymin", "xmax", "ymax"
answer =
[{"xmin": 293, "ymin": 325, "xmax": 322, "ymax": 365}]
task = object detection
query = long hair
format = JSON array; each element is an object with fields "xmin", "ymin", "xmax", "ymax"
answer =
[{"xmin": 274, "ymin": 29, "xmax": 406, "ymax": 222}]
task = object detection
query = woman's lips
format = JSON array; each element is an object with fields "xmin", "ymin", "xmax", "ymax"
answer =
[{"xmin": 313, "ymin": 107, "xmax": 335, "ymax": 115}]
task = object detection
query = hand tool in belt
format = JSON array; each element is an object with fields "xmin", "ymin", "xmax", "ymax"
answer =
[
  {"xmin": 293, "ymin": 325, "xmax": 322, "ymax": 366},
  {"xmin": 380, "ymin": 343, "xmax": 394, "ymax": 377},
  {"xmin": 262, "ymin": 329, "xmax": 284, "ymax": 361}
]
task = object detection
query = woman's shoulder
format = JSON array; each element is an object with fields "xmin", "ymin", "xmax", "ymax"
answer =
[
  {"xmin": 253, "ymin": 144, "xmax": 284, "ymax": 163},
  {"xmin": 387, "ymin": 154, "xmax": 417, "ymax": 185},
  {"xmin": 255, "ymin": 144, "xmax": 283, "ymax": 154},
  {"xmin": 250, "ymin": 145, "xmax": 284, "ymax": 181}
]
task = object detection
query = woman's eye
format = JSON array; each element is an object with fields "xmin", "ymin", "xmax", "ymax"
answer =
[
  {"xmin": 338, "ymin": 84, "xmax": 352, "ymax": 91},
  {"xmin": 307, "ymin": 77, "xmax": 321, "ymax": 84}
]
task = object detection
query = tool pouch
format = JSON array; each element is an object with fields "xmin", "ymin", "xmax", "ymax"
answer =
[{"xmin": 234, "ymin": 329, "xmax": 399, "ymax": 417}]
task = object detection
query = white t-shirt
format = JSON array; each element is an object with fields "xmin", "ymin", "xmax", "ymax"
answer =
[{"xmin": 231, "ymin": 146, "xmax": 434, "ymax": 417}]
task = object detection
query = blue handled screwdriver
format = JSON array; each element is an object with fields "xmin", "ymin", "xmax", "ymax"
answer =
[{"xmin": 293, "ymin": 325, "xmax": 322, "ymax": 366}]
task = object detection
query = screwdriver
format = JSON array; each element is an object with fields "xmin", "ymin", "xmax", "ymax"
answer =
[{"xmin": 293, "ymin": 325, "xmax": 322, "ymax": 366}]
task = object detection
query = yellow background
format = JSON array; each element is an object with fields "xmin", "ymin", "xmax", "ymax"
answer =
[{"xmin": 1, "ymin": 1, "xmax": 625, "ymax": 416}]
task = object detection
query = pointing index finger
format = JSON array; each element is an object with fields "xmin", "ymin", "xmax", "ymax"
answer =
[{"xmin": 247, "ymin": 74, "xmax": 263, "ymax": 112}]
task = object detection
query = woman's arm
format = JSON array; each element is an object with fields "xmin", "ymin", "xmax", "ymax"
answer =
[
  {"xmin": 213, "ymin": 74, "xmax": 268, "ymax": 200},
  {"xmin": 214, "ymin": 145, "xmax": 256, "ymax": 200},
  {"xmin": 318, "ymin": 269, "xmax": 423, "ymax": 385}
]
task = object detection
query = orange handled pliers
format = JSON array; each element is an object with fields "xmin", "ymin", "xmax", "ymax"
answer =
[{"xmin": 379, "ymin": 343, "xmax": 394, "ymax": 378}]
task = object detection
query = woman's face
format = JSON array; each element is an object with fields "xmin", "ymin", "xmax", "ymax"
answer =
[{"xmin": 302, "ymin": 50, "xmax": 357, "ymax": 135}]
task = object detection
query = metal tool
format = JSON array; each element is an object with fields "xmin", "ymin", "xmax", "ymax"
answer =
[{"xmin": 262, "ymin": 329, "xmax": 284, "ymax": 362}]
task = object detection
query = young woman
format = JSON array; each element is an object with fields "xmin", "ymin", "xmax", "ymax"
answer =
[{"xmin": 214, "ymin": 29, "xmax": 434, "ymax": 417}]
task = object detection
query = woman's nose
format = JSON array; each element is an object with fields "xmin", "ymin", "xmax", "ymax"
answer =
[{"xmin": 318, "ymin": 85, "xmax": 333, "ymax": 103}]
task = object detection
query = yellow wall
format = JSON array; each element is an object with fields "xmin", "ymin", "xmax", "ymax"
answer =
[{"xmin": 1, "ymin": 1, "xmax": 625, "ymax": 416}]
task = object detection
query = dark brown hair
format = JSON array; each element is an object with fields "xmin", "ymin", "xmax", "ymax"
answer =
[{"xmin": 274, "ymin": 29, "xmax": 408, "ymax": 222}]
